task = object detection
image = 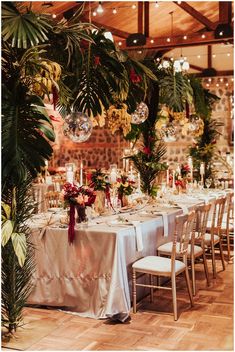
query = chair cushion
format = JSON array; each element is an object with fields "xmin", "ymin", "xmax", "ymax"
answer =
[
  {"xmin": 204, "ymin": 232, "xmax": 220, "ymax": 244},
  {"xmin": 158, "ymin": 242, "xmax": 203, "ymax": 257},
  {"xmin": 132, "ymin": 256, "xmax": 185, "ymax": 276},
  {"xmin": 207, "ymin": 219, "xmax": 233, "ymax": 232}
]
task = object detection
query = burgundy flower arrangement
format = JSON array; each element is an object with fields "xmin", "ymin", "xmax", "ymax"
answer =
[{"xmin": 62, "ymin": 182, "xmax": 96, "ymax": 243}]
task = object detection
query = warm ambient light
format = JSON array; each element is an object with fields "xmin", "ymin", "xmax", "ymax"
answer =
[
  {"xmin": 118, "ymin": 41, "xmax": 122, "ymax": 46},
  {"xmin": 201, "ymin": 34, "xmax": 206, "ymax": 39},
  {"xmin": 166, "ymin": 38, "xmax": 171, "ymax": 42},
  {"xmin": 132, "ymin": 4, "xmax": 136, "ymax": 9},
  {"xmin": 197, "ymin": 55, "xmax": 201, "ymax": 58},
  {"xmin": 97, "ymin": 2, "xmax": 104, "ymax": 14},
  {"xmin": 212, "ymin": 54, "xmax": 216, "ymax": 58},
  {"xmin": 92, "ymin": 11, "xmax": 97, "ymax": 16},
  {"xmin": 183, "ymin": 35, "xmax": 187, "ymax": 40},
  {"xmin": 52, "ymin": 14, "xmax": 56, "ymax": 18},
  {"xmin": 150, "ymin": 39, "xmax": 154, "ymax": 43},
  {"xmin": 112, "ymin": 8, "xmax": 117, "ymax": 14},
  {"xmin": 219, "ymin": 31, "xmax": 223, "ymax": 36}
]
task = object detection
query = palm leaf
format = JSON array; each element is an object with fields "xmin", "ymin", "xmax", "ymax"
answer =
[{"xmin": 2, "ymin": 2, "xmax": 51, "ymax": 48}]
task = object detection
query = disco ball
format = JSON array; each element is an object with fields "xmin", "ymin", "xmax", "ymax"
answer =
[
  {"xmin": 161, "ymin": 123, "xmax": 177, "ymax": 142},
  {"xmin": 63, "ymin": 112, "xmax": 93, "ymax": 143},
  {"xmin": 131, "ymin": 102, "xmax": 149, "ymax": 124}
]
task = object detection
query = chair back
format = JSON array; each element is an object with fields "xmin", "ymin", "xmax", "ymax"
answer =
[
  {"xmin": 45, "ymin": 191, "xmax": 61, "ymax": 209},
  {"xmin": 224, "ymin": 192, "xmax": 234, "ymax": 229},
  {"xmin": 172, "ymin": 211, "xmax": 196, "ymax": 267},
  {"xmin": 194, "ymin": 203, "xmax": 211, "ymax": 242},
  {"xmin": 211, "ymin": 197, "xmax": 226, "ymax": 236}
]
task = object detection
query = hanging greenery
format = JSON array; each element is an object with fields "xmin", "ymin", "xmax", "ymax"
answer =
[{"xmin": 189, "ymin": 76, "xmax": 221, "ymax": 180}]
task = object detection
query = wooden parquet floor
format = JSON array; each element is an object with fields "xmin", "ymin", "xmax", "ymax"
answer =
[{"xmin": 2, "ymin": 255, "xmax": 234, "ymax": 351}]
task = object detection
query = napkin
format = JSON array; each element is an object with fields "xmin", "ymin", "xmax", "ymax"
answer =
[
  {"xmin": 131, "ymin": 221, "xmax": 143, "ymax": 252},
  {"xmin": 157, "ymin": 212, "xmax": 169, "ymax": 237},
  {"xmin": 177, "ymin": 204, "xmax": 189, "ymax": 214}
]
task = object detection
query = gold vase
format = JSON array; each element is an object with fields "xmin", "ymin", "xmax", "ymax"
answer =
[{"xmin": 94, "ymin": 190, "xmax": 106, "ymax": 214}]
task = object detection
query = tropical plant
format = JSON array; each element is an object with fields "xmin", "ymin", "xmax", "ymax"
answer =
[
  {"xmin": 1, "ymin": 176, "xmax": 35, "ymax": 335},
  {"xmin": 189, "ymin": 76, "xmax": 221, "ymax": 180}
]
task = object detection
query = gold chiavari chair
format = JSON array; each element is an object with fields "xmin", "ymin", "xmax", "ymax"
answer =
[
  {"xmin": 157, "ymin": 204, "xmax": 211, "ymax": 296},
  {"xmin": 205, "ymin": 197, "xmax": 227, "ymax": 278},
  {"xmin": 45, "ymin": 191, "xmax": 62, "ymax": 209},
  {"xmin": 221, "ymin": 192, "xmax": 234, "ymax": 262},
  {"xmin": 132, "ymin": 211, "xmax": 195, "ymax": 321}
]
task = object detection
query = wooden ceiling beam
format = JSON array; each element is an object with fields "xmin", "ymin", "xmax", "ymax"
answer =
[
  {"xmin": 119, "ymin": 30, "xmax": 233, "ymax": 50},
  {"xmin": 208, "ymin": 45, "xmax": 212, "ymax": 68},
  {"xmin": 138, "ymin": 2, "xmax": 144, "ymax": 33},
  {"xmin": 193, "ymin": 69, "xmax": 234, "ymax": 77},
  {"xmin": 219, "ymin": 1, "xmax": 232, "ymax": 23},
  {"xmin": 82, "ymin": 17, "xmax": 130, "ymax": 39},
  {"xmin": 144, "ymin": 2, "xmax": 150, "ymax": 37},
  {"xmin": 174, "ymin": 1, "xmax": 216, "ymax": 30}
]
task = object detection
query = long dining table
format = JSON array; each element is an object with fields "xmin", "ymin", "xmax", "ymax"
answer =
[{"xmin": 27, "ymin": 190, "xmax": 228, "ymax": 319}]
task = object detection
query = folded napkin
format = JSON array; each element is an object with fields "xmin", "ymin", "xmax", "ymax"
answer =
[
  {"xmin": 157, "ymin": 212, "xmax": 169, "ymax": 237},
  {"xmin": 38, "ymin": 213, "xmax": 58, "ymax": 239},
  {"xmin": 131, "ymin": 221, "xmax": 143, "ymax": 252},
  {"xmin": 177, "ymin": 204, "xmax": 189, "ymax": 214}
]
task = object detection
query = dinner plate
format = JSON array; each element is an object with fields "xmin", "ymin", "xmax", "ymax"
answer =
[
  {"xmin": 107, "ymin": 219, "xmax": 133, "ymax": 226},
  {"xmin": 47, "ymin": 208, "xmax": 62, "ymax": 212}
]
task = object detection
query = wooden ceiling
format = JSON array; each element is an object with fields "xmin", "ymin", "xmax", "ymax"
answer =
[{"xmin": 21, "ymin": 1, "xmax": 234, "ymax": 75}]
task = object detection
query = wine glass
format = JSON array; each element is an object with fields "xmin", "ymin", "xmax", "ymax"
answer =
[{"xmin": 205, "ymin": 178, "xmax": 212, "ymax": 189}]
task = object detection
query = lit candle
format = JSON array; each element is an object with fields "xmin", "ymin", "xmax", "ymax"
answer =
[
  {"xmin": 110, "ymin": 168, "xmax": 117, "ymax": 184},
  {"xmin": 200, "ymin": 162, "xmax": 205, "ymax": 183},
  {"xmin": 80, "ymin": 161, "xmax": 83, "ymax": 185},
  {"xmin": 166, "ymin": 163, "xmax": 169, "ymax": 186},
  {"xmin": 137, "ymin": 172, "xmax": 141, "ymax": 191},
  {"xmin": 66, "ymin": 170, "xmax": 74, "ymax": 184},
  {"xmin": 188, "ymin": 157, "xmax": 193, "ymax": 183}
]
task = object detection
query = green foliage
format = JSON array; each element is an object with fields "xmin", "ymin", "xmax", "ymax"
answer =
[
  {"xmin": 1, "ymin": 176, "xmax": 35, "ymax": 333},
  {"xmin": 159, "ymin": 65, "xmax": 193, "ymax": 112},
  {"xmin": 117, "ymin": 175, "xmax": 135, "ymax": 196},
  {"xmin": 89, "ymin": 169, "xmax": 110, "ymax": 191},
  {"xmin": 128, "ymin": 139, "xmax": 167, "ymax": 195},
  {"xmin": 2, "ymin": 2, "xmax": 51, "ymax": 48}
]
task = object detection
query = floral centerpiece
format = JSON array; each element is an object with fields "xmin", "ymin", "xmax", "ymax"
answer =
[
  {"xmin": 62, "ymin": 182, "xmax": 96, "ymax": 243},
  {"xmin": 88, "ymin": 169, "xmax": 111, "ymax": 214},
  {"xmin": 174, "ymin": 164, "xmax": 191, "ymax": 191},
  {"xmin": 116, "ymin": 175, "xmax": 135, "ymax": 207}
]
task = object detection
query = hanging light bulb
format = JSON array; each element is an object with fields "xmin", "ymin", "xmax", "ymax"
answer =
[
  {"xmin": 97, "ymin": 1, "xmax": 104, "ymax": 14},
  {"xmin": 155, "ymin": 1, "xmax": 159, "ymax": 8},
  {"xmin": 112, "ymin": 8, "xmax": 117, "ymax": 14},
  {"xmin": 132, "ymin": 4, "xmax": 136, "ymax": 9}
]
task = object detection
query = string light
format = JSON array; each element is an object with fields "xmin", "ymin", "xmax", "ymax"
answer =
[
  {"xmin": 150, "ymin": 39, "xmax": 154, "ymax": 43},
  {"xmin": 112, "ymin": 8, "xmax": 117, "ymax": 14},
  {"xmin": 197, "ymin": 55, "xmax": 201, "ymax": 58},
  {"xmin": 155, "ymin": 1, "xmax": 159, "ymax": 8},
  {"xmin": 177, "ymin": 1, "xmax": 182, "ymax": 4},
  {"xmin": 227, "ymin": 53, "xmax": 231, "ymax": 56},
  {"xmin": 220, "ymin": 78, "xmax": 223, "ymax": 82},
  {"xmin": 183, "ymin": 35, "xmax": 187, "ymax": 40},
  {"xmin": 97, "ymin": 1, "xmax": 104, "ymax": 14},
  {"xmin": 219, "ymin": 31, "xmax": 223, "ymax": 36},
  {"xmin": 167, "ymin": 38, "xmax": 171, "ymax": 42},
  {"xmin": 212, "ymin": 54, "xmax": 216, "ymax": 58},
  {"xmin": 201, "ymin": 34, "xmax": 206, "ymax": 39},
  {"xmin": 92, "ymin": 11, "xmax": 97, "ymax": 16},
  {"xmin": 132, "ymin": 4, "xmax": 136, "ymax": 9},
  {"xmin": 118, "ymin": 41, "xmax": 122, "ymax": 46},
  {"xmin": 52, "ymin": 13, "xmax": 56, "ymax": 18}
]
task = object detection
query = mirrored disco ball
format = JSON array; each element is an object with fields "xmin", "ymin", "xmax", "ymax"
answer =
[
  {"xmin": 188, "ymin": 114, "xmax": 199, "ymax": 131},
  {"xmin": 131, "ymin": 102, "xmax": 149, "ymax": 124},
  {"xmin": 161, "ymin": 123, "xmax": 176, "ymax": 142},
  {"xmin": 63, "ymin": 112, "xmax": 93, "ymax": 143}
]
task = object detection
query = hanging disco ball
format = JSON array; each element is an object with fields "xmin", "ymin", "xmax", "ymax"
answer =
[
  {"xmin": 63, "ymin": 111, "xmax": 93, "ymax": 143},
  {"xmin": 161, "ymin": 123, "xmax": 177, "ymax": 142},
  {"xmin": 131, "ymin": 102, "xmax": 149, "ymax": 124}
]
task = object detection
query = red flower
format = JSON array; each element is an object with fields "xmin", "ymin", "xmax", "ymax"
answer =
[
  {"xmin": 94, "ymin": 56, "xmax": 100, "ymax": 66},
  {"xmin": 182, "ymin": 164, "xmax": 190, "ymax": 172},
  {"xmin": 143, "ymin": 146, "xmax": 151, "ymax": 156},
  {"xmin": 130, "ymin": 68, "xmax": 141, "ymax": 83}
]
